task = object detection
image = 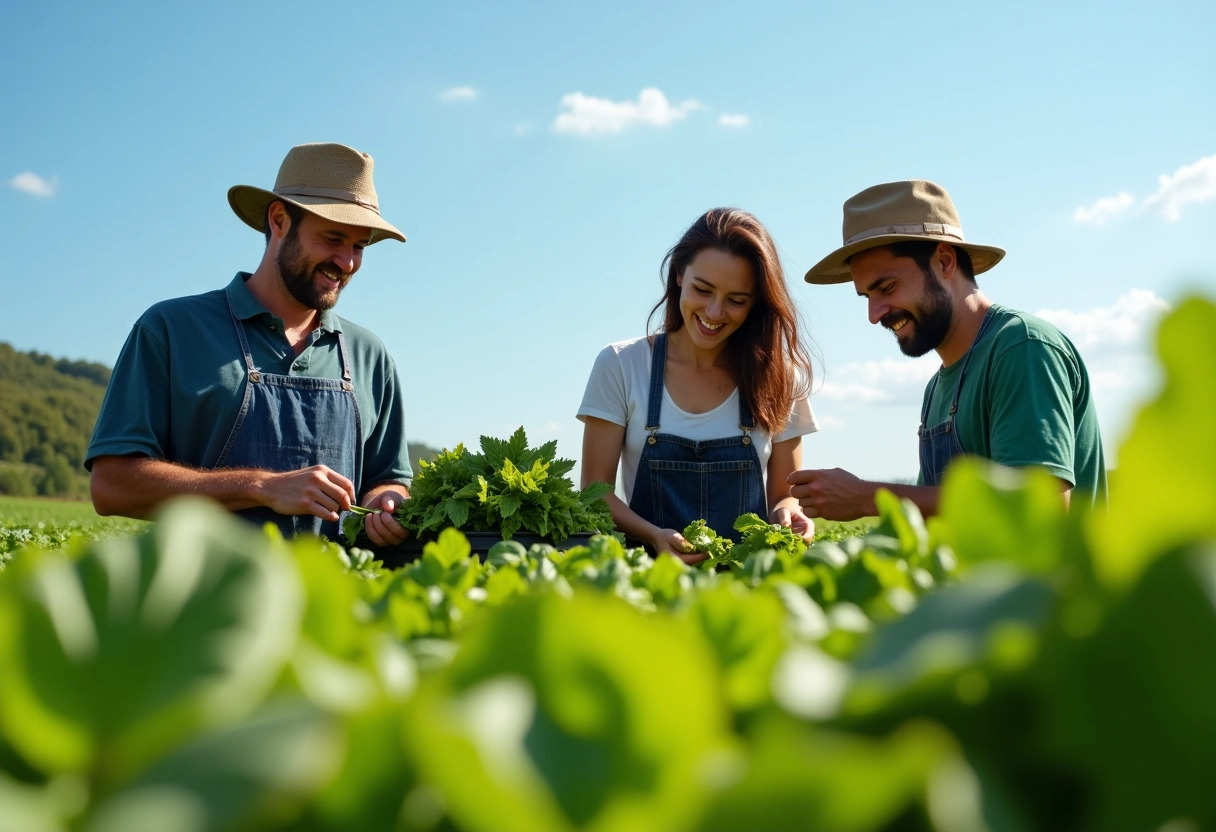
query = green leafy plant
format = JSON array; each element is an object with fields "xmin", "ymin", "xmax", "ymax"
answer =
[
  {"xmin": 683, "ymin": 518, "xmax": 735, "ymax": 565},
  {"xmin": 345, "ymin": 427, "xmax": 615, "ymax": 546}
]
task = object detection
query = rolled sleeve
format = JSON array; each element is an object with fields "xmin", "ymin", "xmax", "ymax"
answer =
[
  {"xmin": 357, "ymin": 353, "xmax": 413, "ymax": 491},
  {"xmin": 988, "ymin": 340, "xmax": 1078, "ymax": 486},
  {"xmin": 85, "ymin": 322, "xmax": 172, "ymax": 469},
  {"xmin": 576, "ymin": 344, "xmax": 629, "ymax": 427}
]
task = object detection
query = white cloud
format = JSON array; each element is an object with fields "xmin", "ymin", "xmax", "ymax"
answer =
[
  {"xmin": 814, "ymin": 413, "xmax": 848, "ymax": 431},
  {"xmin": 718, "ymin": 113, "xmax": 749, "ymax": 128},
  {"xmin": 439, "ymin": 86, "xmax": 477, "ymax": 103},
  {"xmin": 817, "ymin": 357, "xmax": 939, "ymax": 405},
  {"xmin": 552, "ymin": 87, "xmax": 702, "ymax": 136},
  {"xmin": 1142, "ymin": 152, "xmax": 1216, "ymax": 221},
  {"xmin": 8, "ymin": 172, "xmax": 57, "ymax": 198},
  {"xmin": 1036, "ymin": 289, "xmax": 1170, "ymax": 354},
  {"xmin": 1073, "ymin": 191, "xmax": 1133, "ymax": 225}
]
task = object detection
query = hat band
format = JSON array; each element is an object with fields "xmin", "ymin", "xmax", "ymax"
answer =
[
  {"xmin": 845, "ymin": 222, "xmax": 964, "ymax": 246},
  {"xmin": 274, "ymin": 186, "xmax": 381, "ymax": 215}
]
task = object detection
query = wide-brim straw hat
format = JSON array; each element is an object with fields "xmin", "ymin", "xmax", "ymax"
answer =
[
  {"xmin": 228, "ymin": 142, "xmax": 406, "ymax": 245},
  {"xmin": 804, "ymin": 180, "xmax": 1004, "ymax": 284}
]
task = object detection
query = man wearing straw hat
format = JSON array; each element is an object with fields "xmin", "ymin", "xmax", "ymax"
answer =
[
  {"xmin": 87, "ymin": 142, "xmax": 412, "ymax": 545},
  {"xmin": 789, "ymin": 179, "xmax": 1106, "ymax": 520}
]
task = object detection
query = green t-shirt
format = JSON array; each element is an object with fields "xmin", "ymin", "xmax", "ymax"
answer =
[
  {"xmin": 86, "ymin": 273, "xmax": 413, "ymax": 494},
  {"xmin": 918, "ymin": 304, "xmax": 1107, "ymax": 506}
]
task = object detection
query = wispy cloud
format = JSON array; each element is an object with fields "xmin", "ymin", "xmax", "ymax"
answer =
[
  {"xmin": 1036, "ymin": 289, "xmax": 1170, "ymax": 354},
  {"xmin": 816, "ymin": 290, "xmax": 1170, "ymax": 406},
  {"xmin": 1073, "ymin": 152, "xmax": 1216, "ymax": 225},
  {"xmin": 817, "ymin": 357, "xmax": 939, "ymax": 405},
  {"xmin": 8, "ymin": 171, "xmax": 58, "ymax": 198},
  {"xmin": 718, "ymin": 113, "xmax": 749, "ymax": 128},
  {"xmin": 1073, "ymin": 191, "xmax": 1134, "ymax": 226},
  {"xmin": 552, "ymin": 87, "xmax": 701, "ymax": 136},
  {"xmin": 1143, "ymin": 152, "xmax": 1216, "ymax": 221},
  {"xmin": 439, "ymin": 86, "xmax": 477, "ymax": 103}
]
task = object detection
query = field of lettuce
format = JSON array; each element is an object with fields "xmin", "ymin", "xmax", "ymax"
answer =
[{"xmin": 0, "ymin": 296, "xmax": 1213, "ymax": 832}]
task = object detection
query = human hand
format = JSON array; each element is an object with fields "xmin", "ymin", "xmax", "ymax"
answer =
[
  {"xmin": 771, "ymin": 505, "xmax": 815, "ymax": 543},
  {"xmin": 787, "ymin": 468, "xmax": 873, "ymax": 522},
  {"xmin": 652, "ymin": 528, "xmax": 706, "ymax": 564},
  {"xmin": 361, "ymin": 489, "xmax": 410, "ymax": 547},
  {"xmin": 263, "ymin": 465, "xmax": 356, "ymax": 522}
]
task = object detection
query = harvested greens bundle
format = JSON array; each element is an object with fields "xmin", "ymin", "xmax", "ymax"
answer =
[
  {"xmin": 344, "ymin": 427, "xmax": 615, "ymax": 546},
  {"xmin": 681, "ymin": 512, "xmax": 809, "ymax": 569}
]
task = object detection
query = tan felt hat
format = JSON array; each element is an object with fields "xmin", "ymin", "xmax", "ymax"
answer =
[
  {"xmin": 228, "ymin": 142, "xmax": 406, "ymax": 245},
  {"xmin": 804, "ymin": 180, "xmax": 1004, "ymax": 284}
]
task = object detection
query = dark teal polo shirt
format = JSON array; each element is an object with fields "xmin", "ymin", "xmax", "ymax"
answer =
[{"xmin": 86, "ymin": 273, "xmax": 413, "ymax": 494}]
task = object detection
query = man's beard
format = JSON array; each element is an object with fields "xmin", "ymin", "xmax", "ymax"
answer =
[
  {"xmin": 884, "ymin": 270, "xmax": 953, "ymax": 358},
  {"xmin": 277, "ymin": 226, "xmax": 347, "ymax": 311}
]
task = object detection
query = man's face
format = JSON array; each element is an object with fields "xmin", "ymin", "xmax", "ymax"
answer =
[
  {"xmin": 850, "ymin": 246, "xmax": 954, "ymax": 358},
  {"xmin": 276, "ymin": 211, "xmax": 370, "ymax": 311}
]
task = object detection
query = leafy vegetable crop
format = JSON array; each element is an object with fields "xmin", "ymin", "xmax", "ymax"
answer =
[
  {"xmin": 345, "ymin": 426, "xmax": 615, "ymax": 546},
  {"xmin": 682, "ymin": 513, "xmax": 810, "ymax": 569}
]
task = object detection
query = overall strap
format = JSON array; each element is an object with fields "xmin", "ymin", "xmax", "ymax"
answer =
[
  {"xmin": 737, "ymin": 383, "xmax": 755, "ymax": 445},
  {"xmin": 225, "ymin": 292, "xmax": 259, "ymax": 376},
  {"xmin": 948, "ymin": 307, "xmax": 997, "ymax": 417},
  {"xmin": 644, "ymin": 334, "xmax": 667, "ymax": 444},
  {"xmin": 920, "ymin": 375, "xmax": 941, "ymax": 427},
  {"xmin": 334, "ymin": 328, "xmax": 355, "ymax": 391}
]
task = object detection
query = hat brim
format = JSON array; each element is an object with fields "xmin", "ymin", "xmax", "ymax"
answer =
[
  {"xmin": 227, "ymin": 185, "xmax": 406, "ymax": 245},
  {"xmin": 804, "ymin": 234, "xmax": 1005, "ymax": 284}
]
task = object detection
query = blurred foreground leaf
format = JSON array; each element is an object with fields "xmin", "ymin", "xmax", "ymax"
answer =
[
  {"xmin": 1090, "ymin": 296, "xmax": 1216, "ymax": 587},
  {"xmin": 0, "ymin": 499, "xmax": 302, "ymax": 782}
]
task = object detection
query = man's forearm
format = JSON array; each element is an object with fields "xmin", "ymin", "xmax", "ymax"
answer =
[
  {"xmin": 867, "ymin": 481, "xmax": 941, "ymax": 519},
  {"xmin": 90, "ymin": 456, "xmax": 269, "ymax": 519}
]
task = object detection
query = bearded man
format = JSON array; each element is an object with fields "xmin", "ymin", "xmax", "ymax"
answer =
[
  {"xmin": 87, "ymin": 143, "xmax": 411, "ymax": 544},
  {"xmin": 789, "ymin": 180, "xmax": 1107, "ymax": 520}
]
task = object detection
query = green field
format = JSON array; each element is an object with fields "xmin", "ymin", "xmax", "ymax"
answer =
[{"xmin": 0, "ymin": 496, "xmax": 149, "ymax": 559}]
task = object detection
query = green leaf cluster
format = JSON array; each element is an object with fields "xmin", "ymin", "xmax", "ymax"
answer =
[
  {"xmin": 682, "ymin": 513, "xmax": 812, "ymax": 570},
  {"xmin": 682, "ymin": 518, "xmax": 734, "ymax": 565},
  {"xmin": 346, "ymin": 427, "xmax": 615, "ymax": 546}
]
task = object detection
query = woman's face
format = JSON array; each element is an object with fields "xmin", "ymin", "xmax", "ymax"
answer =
[{"xmin": 676, "ymin": 248, "xmax": 756, "ymax": 352}]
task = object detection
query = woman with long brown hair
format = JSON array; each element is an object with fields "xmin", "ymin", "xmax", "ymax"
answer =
[{"xmin": 578, "ymin": 208, "xmax": 819, "ymax": 562}]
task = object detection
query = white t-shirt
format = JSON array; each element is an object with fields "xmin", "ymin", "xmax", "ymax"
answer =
[{"xmin": 577, "ymin": 336, "xmax": 820, "ymax": 502}]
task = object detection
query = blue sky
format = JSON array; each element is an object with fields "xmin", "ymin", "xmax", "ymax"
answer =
[{"xmin": 4, "ymin": 0, "xmax": 1214, "ymax": 488}]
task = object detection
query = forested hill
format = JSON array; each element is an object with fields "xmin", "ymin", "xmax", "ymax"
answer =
[
  {"xmin": 0, "ymin": 342, "xmax": 110, "ymax": 497},
  {"xmin": 0, "ymin": 342, "xmax": 440, "ymax": 499}
]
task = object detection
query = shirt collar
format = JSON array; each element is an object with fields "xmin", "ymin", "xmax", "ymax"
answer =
[{"xmin": 225, "ymin": 272, "xmax": 343, "ymax": 333}]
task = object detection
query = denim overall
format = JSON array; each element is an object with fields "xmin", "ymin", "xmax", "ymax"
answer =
[
  {"xmin": 214, "ymin": 294, "xmax": 363, "ymax": 540},
  {"xmin": 628, "ymin": 333, "xmax": 767, "ymax": 546},
  {"xmin": 917, "ymin": 309, "xmax": 995, "ymax": 486}
]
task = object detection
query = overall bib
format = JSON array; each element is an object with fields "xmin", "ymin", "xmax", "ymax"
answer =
[
  {"xmin": 214, "ymin": 295, "xmax": 363, "ymax": 540},
  {"xmin": 917, "ymin": 309, "xmax": 995, "ymax": 486},
  {"xmin": 628, "ymin": 333, "xmax": 767, "ymax": 547}
]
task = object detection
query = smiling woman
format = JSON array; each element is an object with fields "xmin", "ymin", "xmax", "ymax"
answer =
[{"xmin": 577, "ymin": 208, "xmax": 820, "ymax": 562}]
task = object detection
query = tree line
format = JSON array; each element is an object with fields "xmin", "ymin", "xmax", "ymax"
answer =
[{"xmin": 0, "ymin": 342, "xmax": 438, "ymax": 500}]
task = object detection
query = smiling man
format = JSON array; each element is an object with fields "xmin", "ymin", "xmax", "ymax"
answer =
[
  {"xmin": 789, "ymin": 180, "xmax": 1106, "ymax": 520},
  {"xmin": 87, "ymin": 143, "xmax": 412, "ymax": 545}
]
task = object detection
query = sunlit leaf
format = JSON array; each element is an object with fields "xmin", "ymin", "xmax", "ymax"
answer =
[
  {"xmin": 0, "ymin": 498, "xmax": 301, "ymax": 781},
  {"xmin": 1090, "ymin": 296, "xmax": 1216, "ymax": 587}
]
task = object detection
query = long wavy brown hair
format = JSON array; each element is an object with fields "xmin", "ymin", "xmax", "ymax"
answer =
[{"xmin": 647, "ymin": 208, "xmax": 813, "ymax": 435}]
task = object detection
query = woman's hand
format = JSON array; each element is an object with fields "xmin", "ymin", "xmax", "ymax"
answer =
[
  {"xmin": 771, "ymin": 504, "xmax": 815, "ymax": 544},
  {"xmin": 652, "ymin": 528, "xmax": 706, "ymax": 564}
]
